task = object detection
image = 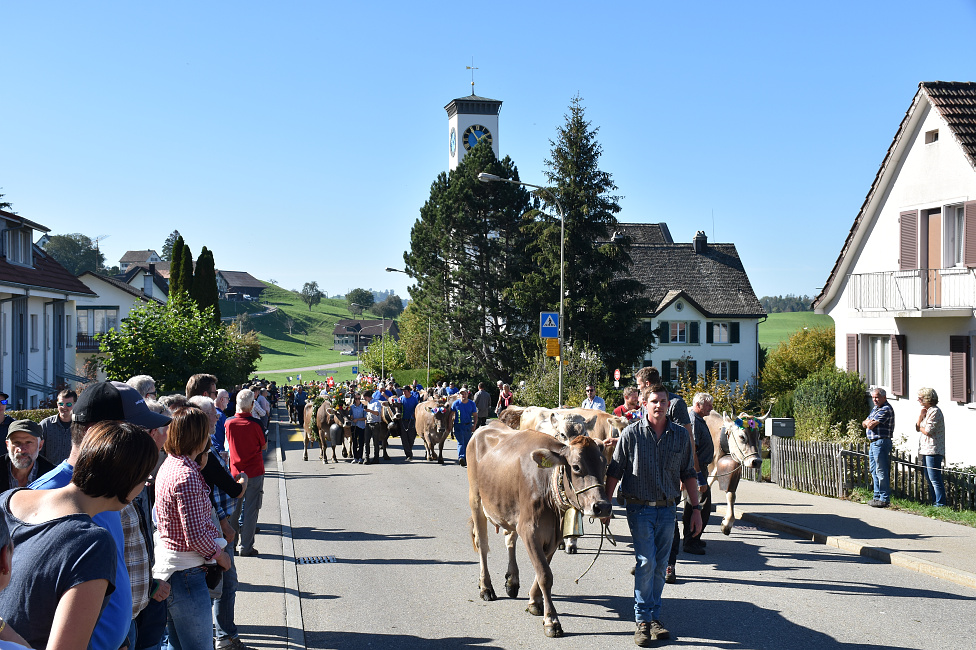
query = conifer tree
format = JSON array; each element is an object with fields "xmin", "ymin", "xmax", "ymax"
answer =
[
  {"xmin": 191, "ymin": 247, "xmax": 221, "ymax": 322},
  {"xmin": 169, "ymin": 236, "xmax": 186, "ymax": 296}
]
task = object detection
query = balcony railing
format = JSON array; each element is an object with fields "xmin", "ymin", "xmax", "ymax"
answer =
[
  {"xmin": 848, "ymin": 268, "xmax": 976, "ymax": 311},
  {"xmin": 76, "ymin": 333, "xmax": 102, "ymax": 352}
]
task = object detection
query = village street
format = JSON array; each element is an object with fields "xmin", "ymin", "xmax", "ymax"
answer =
[{"xmin": 229, "ymin": 412, "xmax": 976, "ymax": 649}]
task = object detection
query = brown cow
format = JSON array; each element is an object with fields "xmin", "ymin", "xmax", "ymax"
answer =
[
  {"xmin": 415, "ymin": 398, "xmax": 455, "ymax": 464},
  {"xmin": 467, "ymin": 423, "xmax": 612, "ymax": 637},
  {"xmin": 301, "ymin": 401, "xmax": 327, "ymax": 462},
  {"xmin": 704, "ymin": 410, "xmax": 765, "ymax": 535}
]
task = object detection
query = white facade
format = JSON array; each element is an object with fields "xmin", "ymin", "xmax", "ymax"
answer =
[
  {"xmin": 815, "ymin": 84, "xmax": 976, "ymax": 465},
  {"xmin": 445, "ymin": 95, "xmax": 501, "ymax": 171}
]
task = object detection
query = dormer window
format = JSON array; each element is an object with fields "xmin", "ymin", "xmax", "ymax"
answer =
[{"xmin": 6, "ymin": 227, "xmax": 33, "ymax": 267}]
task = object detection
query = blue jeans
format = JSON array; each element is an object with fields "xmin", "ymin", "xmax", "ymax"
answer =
[
  {"xmin": 922, "ymin": 454, "xmax": 947, "ymax": 507},
  {"xmin": 868, "ymin": 437, "xmax": 892, "ymax": 502},
  {"xmin": 454, "ymin": 425, "xmax": 472, "ymax": 460},
  {"xmin": 163, "ymin": 567, "xmax": 212, "ymax": 650},
  {"xmin": 134, "ymin": 596, "xmax": 167, "ymax": 650},
  {"xmin": 626, "ymin": 504, "xmax": 676, "ymax": 623},
  {"xmin": 212, "ymin": 550, "xmax": 239, "ymax": 644}
]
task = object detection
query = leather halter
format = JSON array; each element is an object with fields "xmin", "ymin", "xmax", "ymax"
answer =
[{"xmin": 551, "ymin": 464, "xmax": 603, "ymax": 513}]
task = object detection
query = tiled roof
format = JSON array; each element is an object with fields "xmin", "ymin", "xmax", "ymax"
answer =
[
  {"xmin": 119, "ymin": 266, "xmax": 169, "ymax": 294},
  {"xmin": 119, "ymin": 250, "xmax": 160, "ymax": 264},
  {"xmin": 625, "ymin": 241, "xmax": 765, "ymax": 318},
  {"xmin": 0, "ymin": 252, "xmax": 96, "ymax": 297},
  {"xmin": 78, "ymin": 272, "xmax": 165, "ymax": 303},
  {"xmin": 127, "ymin": 261, "xmax": 172, "ymax": 278},
  {"xmin": 218, "ymin": 271, "xmax": 265, "ymax": 291},
  {"xmin": 601, "ymin": 222, "xmax": 674, "ymax": 245},
  {"xmin": 332, "ymin": 319, "xmax": 398, "ymax": 337},
  {"xmin": 814, "ymin": 81, "xmax": 976, "ymax": 309}
]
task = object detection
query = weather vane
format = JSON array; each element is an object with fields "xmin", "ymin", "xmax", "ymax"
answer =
[{"xmin": 466, "ymin": 57, "xmax": 478, "ymax": 95}]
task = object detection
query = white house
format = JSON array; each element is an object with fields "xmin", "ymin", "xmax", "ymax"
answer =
[
  {"xmin": 813, "ymin": 81, "xmax": 976, "ymax": 465},
  {"xmin": 617, "ymin": 224, "xmax": 766, "ymax": 386},
  {"xmin": 75, "ymin": 272, "xmax": 167, "ymax": 381},
  {"xmin": 0, "ymin": 209, "xmax": 94, "ymax": 408},
  {"xmin": 119, "ymin": 249, "xmax": 162, "ymax": 273}
]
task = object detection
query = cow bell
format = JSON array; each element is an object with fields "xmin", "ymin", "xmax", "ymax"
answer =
[{"xmin": 562, "ymin": 507, "xmax": 584, "ymax": 539}]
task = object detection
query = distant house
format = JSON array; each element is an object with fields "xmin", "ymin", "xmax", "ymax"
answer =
[
  {"xmin": 118, "ymin": 264, "xmax": 169, "ymax": 302},
  {"xmin": 615, "ymin": 225, "xmax": 765, "ymax": 386},
  {"xmin": 333, "ymin": 319, "xmax": 400, "ymax": 353},
  {"xmin": 217, "ymin": 271, "xmax": 266, "ymax": 301},
  {"xmin": 75, "ymin": 272, "xmax": 166, "ymax": 381},
  {"xmin": 119, "ymin": 249, "xmax": 162, "ymax": 273},
  {"xmin": 813, "ymin": 81, "xmax": 976, "ymax": 465},
  {"xmin": 0, "ymin": 209, "xmax": 95, "ymax": 408}
]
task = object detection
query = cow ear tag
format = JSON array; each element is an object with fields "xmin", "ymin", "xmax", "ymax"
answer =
[{"xmin": 536, "ymin": 456, "xmax": 554, "ymax": 469}]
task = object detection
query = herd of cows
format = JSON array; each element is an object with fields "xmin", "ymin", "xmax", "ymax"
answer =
[{"xmin": 292, "ymin": 388, "xmax": 765, "ymax": 638}]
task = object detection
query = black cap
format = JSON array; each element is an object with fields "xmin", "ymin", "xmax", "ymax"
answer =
[
  {"xmin": 73, "ymin": 381, "xmax": 172, "ymax": 430},
  {"xmin": 6, "ymin": 419, "xmax": 42, "ymax": 439}
]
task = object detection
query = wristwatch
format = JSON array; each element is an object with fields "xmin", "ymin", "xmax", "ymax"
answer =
[{"xmin": 691, "ymin": 504, "xmax": 702, "ymax": 510}]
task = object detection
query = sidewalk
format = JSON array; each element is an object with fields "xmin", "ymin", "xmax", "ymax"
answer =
[{"xmin": 727, "ymin": 480, "xmax": 976, "ymax": 589}]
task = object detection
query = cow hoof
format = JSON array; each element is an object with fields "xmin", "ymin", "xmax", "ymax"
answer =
[
  {"xmin": 566, "ymin": 546, "xmax": 577, "ymax": 554},
  {"xmin": 526, "ymin": 603, "xmax": 543, "ymax": 617},
  {"xmin": 557, "ymin": 541, "xmax": 565, "ymax": 551},
  {"xmin": 544, "ymin": 622, "xmax": 564, "ymax": 638},
  {"xmin": 505, "ymin": 579, "xmax": 519, "ymax": 599},
  {"xmin": 342, "ymin": 449, "xmax": 348, "ymax": 458},
  {"xmin": 480, "ymin": 588, "xmax": 496, "ymax": 602},
  {"xmin": 438, "ymin": 459, "xmax": 445, "ymax": 465},
  {"xmin": 302, "ymin": 454, "xmax": 307, "ymax": 461}
]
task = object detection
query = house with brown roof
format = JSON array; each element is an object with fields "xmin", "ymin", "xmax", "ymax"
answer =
[
  {"xmin": 0, "ymin": 209, "xmax": 95, "ymax": 407},
  {"xmin": 813, "ymin": 81, "xmax": 976, "ymax": 465},
  {"xmin": 618, "ymin": 226, "xmax": 765, "ymax": 386},
  {"xmin": 118, "ymin": 264, "xmax": 169, "ymax": 302},
  {"xmin": 119, "ymin": 249, "xmax": 162, "ymax": 272},
  {"xmin": 333, "ymin": 319, "xmax": 399, "ymax": 353},
  {"xmin": 216, "ymin": 271, "xmax": 266, "ymax": 301}
]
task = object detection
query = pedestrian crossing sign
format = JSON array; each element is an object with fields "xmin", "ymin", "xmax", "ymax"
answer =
[{"xmin": 540, "ymin": 312, "xmax": 559, "ymax": 339}]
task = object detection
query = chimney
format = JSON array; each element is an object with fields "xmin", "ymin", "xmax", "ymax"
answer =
[
  {"xmin": 144, "ymin": 264, "xmax": 155, "ymax": 298},
  {"xmin": 693, "ymin": 231, "xmax": 708, "ymax": 254}
]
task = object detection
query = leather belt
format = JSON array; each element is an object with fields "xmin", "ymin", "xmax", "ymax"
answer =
[{"xmin": 621, "ymin": 496, "xmax": 676, "ymax": 507}]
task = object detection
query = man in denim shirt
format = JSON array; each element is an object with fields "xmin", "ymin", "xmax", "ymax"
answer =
[
  {"xmin": 605, "ymin": 385, "xmax": 701, "ymax": 646},
  {"xmin": 863, "ymin": 387, "xmax": 895, "ymax": 508}
]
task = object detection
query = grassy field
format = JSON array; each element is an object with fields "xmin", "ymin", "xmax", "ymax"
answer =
[{"xmin": 758, "ymin": 312, "xmax": 834, "ymax": 350}]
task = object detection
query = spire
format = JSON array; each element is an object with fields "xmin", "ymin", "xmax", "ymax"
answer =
[{"xmin": 466, "ymin": 58, "xmax": 478, "ymax": 96}]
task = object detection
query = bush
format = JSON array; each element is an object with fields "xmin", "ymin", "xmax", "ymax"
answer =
[
  {"xmin": 793, "ymin": 366, "xmax": 869, "ymax": 441},
  {"xmin": 6, "ymin": 409, "xmax": 57, "ymax": 423},
  {"xmin": 770, "ymin": 390, "xmax": 795, "ymax": 418},
  {"xmin": 360, "ymin": 335, "xmax": 407, "ymax": 375},
  {"xmin": 675, "ymin": 370, "xmax": 761, "ymax": 417},
  {"xmin": 761, "ymin": 326, "xmax": 835, "ymax": 399},
  {"xmin": 514, "ymin": 340, "xmax": 613, "ymax": 409}
]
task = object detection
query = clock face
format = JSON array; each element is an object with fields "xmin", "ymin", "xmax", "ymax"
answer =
[
  {"xmin": 450, "ymin": 127, "xmax": 457, "ymax": 157},
  {"xmin": 462, "ymin": 124, "xmax": 492, "ymax": 151}
]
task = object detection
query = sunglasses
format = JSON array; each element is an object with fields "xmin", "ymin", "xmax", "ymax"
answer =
[
  {"xmin": 58, "ymin": 402, "xmax": 74, "ymax": 407},
  {"xmin": 0, "ymin": 400, "xmax": 7, "ymax": 406}
]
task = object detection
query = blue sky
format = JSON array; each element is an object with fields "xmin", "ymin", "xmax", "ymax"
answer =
[{"xmin": 3, "ymin": 1, "xmax": 976, "ymax": 302}]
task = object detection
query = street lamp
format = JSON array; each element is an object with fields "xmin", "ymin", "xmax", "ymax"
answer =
[
  {"xmin": 386, "ymin": 267, "xmax": 431, "ymax": 388},
  {"xmin": 478, "ymin": 172, "xmax": 566, "ymax": 407}
]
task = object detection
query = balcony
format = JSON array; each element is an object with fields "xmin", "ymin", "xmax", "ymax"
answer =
[
  {"xmin": 76, "ymin": 333, "xmax": 102, "ymax": 352},
  {"xmin": 847, "ymin": 268, "xmax": 976, "ymax": 315}
]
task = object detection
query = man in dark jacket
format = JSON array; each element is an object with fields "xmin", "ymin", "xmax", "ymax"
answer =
[{"xmin": 0, "ymin": 419, "xmax": 55, "ymax": 492}]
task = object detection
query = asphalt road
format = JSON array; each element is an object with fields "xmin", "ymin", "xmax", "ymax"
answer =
[{"xmin": 277, "ymin": 425, "xmax": 976, "ymax": 649}]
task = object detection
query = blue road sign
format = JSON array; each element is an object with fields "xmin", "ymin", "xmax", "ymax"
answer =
[
  {"xmin": 540, "ymin": 312, "xmax": 559, "ymax": 339},
  {"xmin": 352, "ymin": 366, "xmax": 359, "ymax": 375}
]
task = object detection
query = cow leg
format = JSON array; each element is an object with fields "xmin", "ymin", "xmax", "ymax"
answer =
[
  {"xmin": 468, "ymin": 496, "xmax": 496, "ymax": 602},
  {"xmin": 302, "ymin": 435, "xmax": 309, "ymax": 461},
  {"xmin": 437, "ymin": 439, "xmax": 445, "ymax": 465},
  {"xmin": 722, "ymin": 471, "xmax": 741, "ymax": 535},
  {"xmin": 565, "ymin": 537, "xmax": 578, "ymax": 554},
  {"xmin": 518, "ymin": 521, "xmax": 562, "ymax": 637},
  {"xmin": 504, "ymin": 529, "xmax": 520, "ymax": 599}
]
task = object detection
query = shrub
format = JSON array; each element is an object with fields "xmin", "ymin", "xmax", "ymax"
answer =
[
  {"xmin": 675, "ymin": 370, "xmax": 761, "ymax": 417},
  {"xmin": 6, "ymin": 409, "xmax": 58, "ymax": 423},
  {"xmin": 514, "ymin": 339, "xmax": 612, "ymax": 409},
  {"xmin": 792, "ymin": 366, "xmax": 869, "ymax": 441},
  {"xmin": 761, "ymin": 326, "xmax": 835, "ymax": 399}
]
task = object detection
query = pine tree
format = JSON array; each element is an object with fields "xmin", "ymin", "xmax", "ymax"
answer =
[
  {"xmin": 179, "ymin": 242, "xmax": 194, "ymax": 298},
  {"xmin": 169, "ymin": 236, "xmax": 185, "ymax": 296},
  {"xmin": 162, "ymin": 230, "xmax": 182, "ymax": 261},
  {"xmin": 191, "ymin": 247, "xmax": 221, "ymax": 322},
  {"xmin": 513, "ymin": 96, "xmax": 653, "ymax": 370}
]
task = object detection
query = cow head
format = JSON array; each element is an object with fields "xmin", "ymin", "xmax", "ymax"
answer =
[
  {"xmin": 545, "ymin": 411, "xmax": 588, "ymax": 441},
  {"xmin": 532, "ymin": 436, "xmax": 612, "ymax": 518},
  {"xmin": 429, "ymin": 402, "xmax": 453, "ymax": 435},
  {"xmin": 722, "ymin": 412, "xmax": 763, "ymax": 469}
]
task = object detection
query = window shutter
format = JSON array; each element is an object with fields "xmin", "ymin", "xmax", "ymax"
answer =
[
  {"xmin": 689, "ymin": 321, "xmax": 700, "ymax": 344},
  {"xmin": 705, "ymin": 360, "xmax": 714, "ymax": 378},
  {"xmin": 662, "ymin": 360, "xmax": 671, "ymax": 381},
  {"xmin": 642, "ymin": 359, "xmax": 653, "ymax": 368},
  {"xmin": 890, "ymin": 334, "xmax": 906, "ymax": 397},
  {"xmin": 658, "ymin": 321, "xmax": 669, "ymax": 342},
  {"xmin": 899, "ymin": 210, "xmax": 918, "ymax": 270},
  {"xmin": 949, "ymin": 335, "xmax": 970, "ymax": 402},
  {"xmin": 846, "ymin": 334, "xmax": 859, "ymax": 372},
  {"xmin": 686, "ymin": 360, "xmax": 697, "ymax": 379},
  {"xmin": 965, "ymin": 201, "xmax": 976, "ymax": 268},
  {"xmin": 730, "ymin": 322, "xmax": 740, "ymax": 344},
  {"xmin": 706, "ymin": 323, "xmax": 713, "ymax": 344},
  {"xmin": 730, "ymin": 360, "xmax": 739, "ymax": 382}
]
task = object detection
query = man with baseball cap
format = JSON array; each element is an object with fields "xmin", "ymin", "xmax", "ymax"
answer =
[
  {"xmin": 0, "ymin": 419, "xmax": 55, "ymax": 492},
  {"xmin": 30, "ymin": 381, "xmax": 171, "ymax": 650},
  {"xmin": 0, "ymin": 392, "xmax": 12, "ymax": 439}
]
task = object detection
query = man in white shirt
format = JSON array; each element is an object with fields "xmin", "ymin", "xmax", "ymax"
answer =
[{"xmin": 581, "ymin": 385, "xmax": 606, "ymax": 411}]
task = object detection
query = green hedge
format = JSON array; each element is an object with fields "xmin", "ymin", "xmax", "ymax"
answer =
[
  {"xmin": 793, "ymin": 367, "xmax": 868, "ymax": 440},
  {"xmin": 7, "ymin": 409, "xmax": 58, "ymax": 423}
]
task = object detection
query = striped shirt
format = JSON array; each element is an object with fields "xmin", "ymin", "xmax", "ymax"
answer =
[
  {"xmin": 154, "ymin": 454, "xmax": 222, "ymax": 561},
  {"xmin": 607, "ymin": 417, "xmax": 696, "ymax": 503},
  {"xmin": 866, "ymin": 403, "xmax": 895, "ymax": 441}
]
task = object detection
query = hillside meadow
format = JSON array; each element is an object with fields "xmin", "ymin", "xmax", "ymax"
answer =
[{"xmin": 758, "ymin": 312, "xmax": 834, "ymax": 350}]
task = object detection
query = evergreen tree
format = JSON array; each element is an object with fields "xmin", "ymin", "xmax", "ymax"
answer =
[
  {"xmin": 404, "ymin": 139, "xmax": 533, "ymax": 382},
  {"xmin": 191, "ymin": 247, "xmax": 221, "ymax": 322},
  {"xmin": 161, "ymin": 230, "xmax": 182, "ymax": 261},
  {"xmin": 178, "ymin": 241, "xmax": 194, "ymax": 298},
  {"xmin": 169, "ymin": 236, "xmax": 186, "ymax": 296},
  {"xmin": 513, "ymin": 96, "xmax": 653, "ymax": 370},
  {"xmin": 0, "ymin": 189, "xmax": 12, "ymax": 211}
]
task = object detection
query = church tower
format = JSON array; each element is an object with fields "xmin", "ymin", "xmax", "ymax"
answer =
[{"xmin": 445, "ymin": 92, "xmax": 502, "ymax": 171}]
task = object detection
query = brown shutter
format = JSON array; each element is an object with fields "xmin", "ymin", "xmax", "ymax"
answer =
[
  {"xmin": 949, "ymin": 335, "xmax": 970, "ymax": 402},
  {"xmin": 846, "ymin": 334, "xmax": 859, "ymax": 372},
  {"xmin": 899, "ymin": 210, "xmax": 918, "ymax": 270},
  {"xmin": 890, "ymin": 334, "xmax": 906, "ymax": 397},
  {"xmin": 965, "ymin": 201, "xmax": 976, "ymax": 268}
]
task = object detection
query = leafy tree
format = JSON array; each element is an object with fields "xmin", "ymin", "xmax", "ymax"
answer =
[
  {"xmin": 346, "ymin": 288, "xmax": 374, "ymax": 314},
  {"xmin": 761, "ymin": 326, "xmax": 835, "ymax": 400},
  {"xmin": 42, "ymin": 234, "xmax": 105, "ymax": 275},
  {"xmin": 760, "ymin": 294, "xmax": 814, "ymax": 313},
  {"xmin": 512, "ymin": 96, "xmax": 653, "ymax": 371},
  {"xmin": 514, "ymin": 339, "xmax": 613, "ymax": 409},
  {"xmin": 98, "ymin": 293, "xmax": 261, "ymax": 391},
  {"xmin": 397, "ymin": 301, "xmax": 440, "ymax": 370},
  {"xmin": 169, "ymin": 236, "xmax": 186, "ymax": 296},
  {"xmin": 190, "ymin": 247, "xmax": 221, "ymax": 322},
  {"xmin": 793, "ymin": 367, "xmax": 868, "ymax": 441},
  {"xmin": 360, "ymin": 334, "xmax": 406, "ymax": 374},
  {"xmin": 161, "ymin": 230, "xmax": 182, "ymax": 262},
  {"xmin": 300, "ymin": 281, "xmax": 323, "ymax": 311},
  {"xmin": 404, "ymin": 139, "xmax": 534, "ymax": 383},
  {"xmin": 374, "ymin": 294, "xmax": 404, "ymax": 319}
]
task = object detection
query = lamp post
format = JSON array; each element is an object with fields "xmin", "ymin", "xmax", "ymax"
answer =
[
  {"xmin": 349, "ymin": 302, "xmax": 365, "ymax": 376},
  {"xmin": 478, "ymin": 172, "xmax": 566, "ymax": 407},
  {"xmin": 386, "ymin": 267, "xmax": 430, "ymax": 388}
]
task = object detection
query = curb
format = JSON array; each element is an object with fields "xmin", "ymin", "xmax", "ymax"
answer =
[
  {"xmin": 738, "ymin": 511, "xmax": 976, "ymax": 591},
  {"xmin": 274, "ymin": 414, "xmax": 307, "ymax": 649}
]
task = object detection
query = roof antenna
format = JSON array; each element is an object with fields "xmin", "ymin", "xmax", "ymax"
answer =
[{"xmin": 466, "ymin": 57, "xmax": 478, "ymax": 95}]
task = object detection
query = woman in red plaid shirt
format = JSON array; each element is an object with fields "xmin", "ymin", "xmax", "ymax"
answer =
[{"xmin": 152, "ymin": 407, "xmax": 232, "ymax": 650}]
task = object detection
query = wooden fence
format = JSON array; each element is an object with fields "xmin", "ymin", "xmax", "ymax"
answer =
[{"xmin": 767, "ymin": 436, "xmax": 976, "ymax": 511}]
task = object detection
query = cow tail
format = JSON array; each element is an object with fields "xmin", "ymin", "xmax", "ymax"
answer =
[{"xmin": 468, "ymin": 515, "xmax": 479, "ymax": 553}]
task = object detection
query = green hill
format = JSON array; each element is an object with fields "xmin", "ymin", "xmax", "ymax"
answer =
[{"xmin": 759, "ymin": 312, "xmax": 834, "ymax": 350}]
